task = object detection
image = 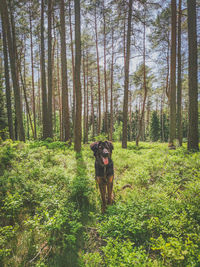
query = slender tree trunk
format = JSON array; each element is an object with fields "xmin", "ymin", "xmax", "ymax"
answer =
[
  {"xmin": 85, "ymin": 50, "xmax": 89, "ymax": 144},
  {"xmin": 103, "ymin": 0, "xmax": 108, "ymax": 135},
  {"xmin": 136, "ymin": 16, "xmax": 148, "ymax": 146},
  {"xmin": 122, "ymin": 0, "xmax": 133, "ymax": 148},
  {"xmin": 83, "ymin": 52, "xmax": 87, "ymax": 143},
  {"xmin": 169, "ymin": 0, "xmax": 177, "ymax": 148},
  {"xmin": 177, "ymin": 0, "xmax": 182, "ymax": 146},
  {"xmin": 95, "ymin": 2, "xmax": 101, "ymax": 135},
  {"xmin": 0, "ymin": 0, "xmax": 25, "ymax": 141},
  {"xmin": 29, "ymin": 8, "xmax": 37, "ymax": 139},
  {"xmin": 19, "ymin": 56, "xmax": 34, "ymax": 138},
  {"xmin": 166, "ymin": 32, "xmax": 170, "ymax": 99},
  {"xmin": 187, "ymin": 0, "xmax": 199, "ymax": 151},
  {"xmin": 56, "ymin": 37, "xmax": 62, "ymax": 141},
  {"xmin": 41, "ymin": 0, "xmax": 48, "ymax": 139},
  {"xmin": 109, "ymin": 28, "xmax": 114, "ymax": 141},
  {"xmin": 60, "ymin": 0, "xmax": 70, "ymax": 141},
  {"xmin": 52, "ymin": 25, "xmax": 56, "ymax": 134},
  {"xmin": 90, "ymin": 76, "xmax": 95, "ymax": 139},
  {"xmin": 1, "ymin": 13, "xmax": 14, "ymax": 139},
  {"xmin": 69, "ymin": 0, "xmax": 76, "ymax": 128},
  {"xmin": 38, "ymin": 61, "xmax": 41, "ymax": 126},
  {"xmin": 48, "ymin": 0, "xmax": 53, "ymax": 138},
  {"xmin": 129, "ymin": 90, "xmax": 132, "ymax": 141},
  {"xmin": 74, "ymin": 0, "xmax": 82, "ymax": 152}
]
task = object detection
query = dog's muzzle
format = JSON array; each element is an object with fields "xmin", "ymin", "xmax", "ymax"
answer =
[{"xmin": 102, "ymin": 148, "xmax": 109, "ymax": 165}]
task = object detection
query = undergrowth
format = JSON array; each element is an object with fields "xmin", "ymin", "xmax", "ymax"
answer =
[{"xmin": 0, "ymin": 140, "xmax": 200, "ymax": 266}]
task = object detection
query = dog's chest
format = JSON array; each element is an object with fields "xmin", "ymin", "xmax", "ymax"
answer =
[{"xmin": 95, "ymin": 160, "xmax": 114, "ymax": 177}]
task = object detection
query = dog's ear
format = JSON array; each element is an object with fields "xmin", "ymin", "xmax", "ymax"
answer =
[
  {"xmin": 106, "ymin": 141, "xmax": 114, "ymax": 153},
  {"xmin": 90, "ymin": 142, "xmax": 99, "ymax": 154}
]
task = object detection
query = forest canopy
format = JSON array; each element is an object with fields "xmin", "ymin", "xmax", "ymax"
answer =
[{"xmin": 0, "ymin": 0, "xmax": 199, "ymax": 150}]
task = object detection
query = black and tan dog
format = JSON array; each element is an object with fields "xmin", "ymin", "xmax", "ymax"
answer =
[{"xmin": 90, "ymin": 141, "xmax": 114, "ymax": 213}]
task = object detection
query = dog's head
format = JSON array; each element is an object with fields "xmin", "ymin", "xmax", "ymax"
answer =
[{"xmin": 90, "ymin": 141, "xmax": 114, "ymax": 166}]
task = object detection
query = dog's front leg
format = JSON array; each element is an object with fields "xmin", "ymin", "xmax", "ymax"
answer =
[
  {"xmin": 107, "ymin": 175, "xmax": 114, "ymax": 205},
  {"xmin": 96, "ymin": 177, "xmax": 107, "ymax": 213}
]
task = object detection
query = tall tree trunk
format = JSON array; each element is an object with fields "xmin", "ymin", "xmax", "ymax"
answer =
[
  {"xmin": 166, "ymin": 32, "xmax": 170, "ymax": 99},
  {"xmin": 90, "ymin": 76, "xmax": 95, "ymax": 139},
  {"xmin": 74, "ymin": 0, "xmax": 82, "ymax": 152},
  {"xmin": 109, "ymin": 28, "xmax": 114, "ymax": 141},
  {"xmin": 56, "ymin": 37, "xmax": 62, "ymax": 141},
  {"xmin": 48, "ymin": 0, "xmax": 53, "ymax": 138},
  {"xmin": 29, "ymin": 7, "xmax": 37, "ymax": 139},
  {"xmin": 103, "ymin": 0, "xmax": 108, "ymax": 135},
  {"xmin": 60, "ymin": 0, "xmax": 70, "ymax": 141},
  {"xmin": 41, "ymin": 0, "xmax": 48, "ymax": 139},
  {"xmin": 69, "ymin": 0, "xmax": 76, "ymax": 129},
  {"xmin": 85, "ymin": 50, "xmax": 89, "ymax": 144},
  {"xmin": 136, "ymin": 18, "xmax": 147, "ymax": 146},
  {"xmin": 1, "ymin": 12, "xmax": 14, "ymax": 139},
  {"xmin": 169, "ymin": 0, "xmax": 177, "ymax": 148},
  {"xmin": 177, "ymin": 0, "xmax": 182, "ymax": 146},
  {"xmin": 19, "ymin": 55, "xmax": 34, "ymax": 138},
  {"xmin": 83, "ymin": 52, "xmax": 87, "ymax": 143},
  {"xmin": 122, "ymin": 0, "xmax": 132, "ymax": 148},
  {"xmin": 95, "ymin": 2, "xmax": 101, "ymax": 135},
  {"xmin": 187, "ymin": 0, "xmax": 199, "ymax": 151},
  {"xmin": 0, "ymin": 0, "xmax": 25, "ymax": 141}
]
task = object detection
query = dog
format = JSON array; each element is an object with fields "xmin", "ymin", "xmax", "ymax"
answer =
[{"xmin": 90, "ymin": 141, "xmax": 114, "ymax": 213}]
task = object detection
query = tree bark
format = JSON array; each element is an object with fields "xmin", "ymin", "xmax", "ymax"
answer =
[
  {"xmin": 136, "ymin": 17, "xmax": 147, "ymax": 147},
  {"xmin": 41, "ymin": 0, "xmax": 49, "ymax": 139},
  {"xmin": 103, "ymin": 1, "xmax": 108, "ymax": 135},
  {"xmin": 187, "ymin": 0, "xmax": 199, "ymax": 151},
  {"xmin": 95, "ymin": 2, "xmax": 101, "ymax": 135},
  {"xmin": 69, "ymin": 0, "xmax": 76, "ymax": 129},
  {"xmin": 29, "ymin": 7, "xmax": 37, "ymax": 139},
  {"xmin": 177, "ymin": 0, "xmax": 182, "ymax": 146},
  {"xmin": 122, "ymin": 0, "xmax": 133, "ymax": 148},
  {"xmin": 0, "ymin": 0, "xmax": 25, "ymax": 141},
  {"xmin": 109, "ymin": 28, "xmax": 114, "ymax": 141},
  {"xmin": 169, "ymin": 0, "xmax": 177, "ymax": 148},
  {"xmin": 60, "ymin": 0, "xmax": 70, "ymax": 141},
  {"xmin": 56, "ymin": 36, "xmax": 62, "ymax": 141},
  {"xmin": 74, "ymin": 0, "xmax": 82, "ymax": 152},
  {"xmin": 48, "ymin": 0, "xmax": 53, "ymax": 138},
  {"xmin": 1, "ymin": 12, "xmax": 14, "ymax": 139}
]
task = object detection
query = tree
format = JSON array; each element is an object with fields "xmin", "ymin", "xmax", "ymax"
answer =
[
  {"xmin": 177, "ymin": 0, "xmax": 182, "ymax": 146},
  {"xmin": 29, "ymin": 3, "xmax": 37, "ymax": 139},
  {"xmin": 60, "ymin": 0, "xmax": 70, "ymax": 141},
  {"xmin": 136, "ymin": 8, "xmax": 148, "ymax": 147},
  {"xmin": 47, "ymin": 0, "xmax": 53, "ymax": 138},
  {"xmin": 122, "ymin": 0, "xmax": 133, "ymax": 148},
  {"xmin": 0, "ymin": 73, "xmax": 7, "ymax": 140},
  {"xmin": 74, "ymin": 0, "xmax": 82, "ymax": 152},
  {"xmin": 187, "ymin": 0, "xmax": 199, "ymax": 151},
  {"xmin": 169, "ymin": 0, "xmax": 176, "ymax": 148},
  {"xmin": 0, "ymin": 0, "xmax": 25, "ymax": 141},
  {"xmin": 169, "ymin": 0, "xmax": 177, "ymax": 149},
  {"xmin": 40, "ymin": 0, "xmax": 49, "ymax": 139},
  {"xmin": 1, "ymin": 11, "xmax": 14, "ymax": 139}
]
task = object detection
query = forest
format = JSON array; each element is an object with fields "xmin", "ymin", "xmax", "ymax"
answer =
[{"xmin": 0, "ymin": 0, "xmax": 200, "ymax": 266}]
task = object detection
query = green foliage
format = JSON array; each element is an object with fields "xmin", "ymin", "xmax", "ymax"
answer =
[
  {"xmin": 1, "ymin": 141, "xmax": 200, "ymax": 266},
  {"xmin": 150, "ymin": 111, "xmax": 160, "ymax": 141}
]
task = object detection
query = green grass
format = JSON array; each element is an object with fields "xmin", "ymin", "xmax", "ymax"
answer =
[{"xmin": 0, "ymin": 140, "xmax": 200, "ymax": 266}]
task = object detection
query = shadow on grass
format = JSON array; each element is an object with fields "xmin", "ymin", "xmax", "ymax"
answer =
[{"xmin": 70, "ymin": 152, "xmax": 95, "ymax": 221}]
